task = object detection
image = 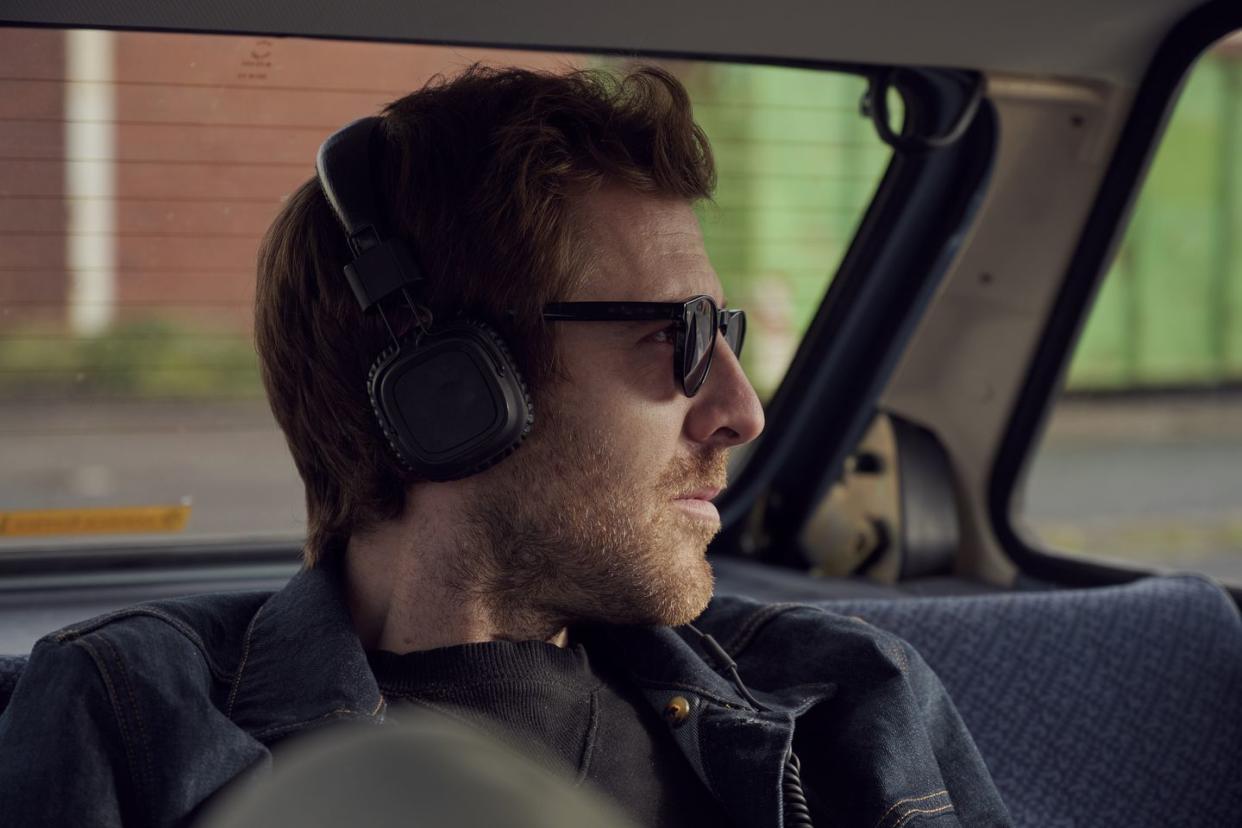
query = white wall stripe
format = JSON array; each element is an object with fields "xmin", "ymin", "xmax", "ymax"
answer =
[{"xmin": 65, "ymin": 29, "xmax": 117, "ymax": 336}]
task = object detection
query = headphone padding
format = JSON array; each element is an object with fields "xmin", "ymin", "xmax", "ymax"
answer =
[{"xmin": 367, "ymin": 320, "xmax": 533, "ymax": 481}]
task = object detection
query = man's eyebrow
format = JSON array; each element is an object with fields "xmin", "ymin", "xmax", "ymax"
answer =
[{"xmin": 646, "ymin": 295, "xmax": 727, "ymax": 307}]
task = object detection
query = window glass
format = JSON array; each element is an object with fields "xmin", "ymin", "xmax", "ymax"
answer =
[
  {"xmin": 1021, "ymin": 33, "xmax": 1242, "ymax": 582},
  {"xmin": 0, "ymin": 29, "xmax": 890, "ymax": 550}
]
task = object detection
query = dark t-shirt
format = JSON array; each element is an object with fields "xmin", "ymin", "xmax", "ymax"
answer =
[{"xmin": 368, "ymin": 638, "xmax": 730, "ymax": 827}]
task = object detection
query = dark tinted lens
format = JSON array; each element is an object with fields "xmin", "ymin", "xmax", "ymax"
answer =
[
  {"xmin": 682, "ymin": 297, "xmax": 716, "ymax": 395},
  {"xmin": 721, "ymin": 310, "xmax": 745, "ymax": 357}
]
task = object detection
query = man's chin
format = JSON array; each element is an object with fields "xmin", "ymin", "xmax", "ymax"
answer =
[
  {"xmin": 578, "ymin": 550, "xmax": 714, "ymax": 629},
  {"xmin": 658, "ymin": 585, "xmax": 714, "ymax": 627},
  {"xmin": 642, "ymin": 552, "xmax": 716, "ymax": 628}
]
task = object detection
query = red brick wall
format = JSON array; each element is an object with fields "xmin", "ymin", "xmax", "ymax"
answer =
[
  {"xmin": 1, "ymin": 27, "xmax": 579, "ymax": 333},
  {"xmin": 0, "ymin": 29, "xmax": 67, "ymax": 328}
]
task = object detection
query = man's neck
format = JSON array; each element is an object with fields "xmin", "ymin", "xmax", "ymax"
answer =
[{"xmin": 343, "ymin": 486, "xmax": 569, "ymax": 654}]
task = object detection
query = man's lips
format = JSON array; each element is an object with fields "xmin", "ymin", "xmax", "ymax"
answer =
[
  {"xmin": 675, "ymin": 486, "xmax": 724, "ymax": 502},
  {"xmin": 672, "ymin": 487, "xmax": 723, "ymax": 522}
]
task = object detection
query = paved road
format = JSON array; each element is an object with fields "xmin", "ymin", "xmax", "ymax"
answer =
[
  {"xmin": 1023, "ymin": 395, "xmax": 1242, "ymax": 582},
  {"xmin": 1024, "ymin": 438, "xmax": 1242, "ymax": 581},
  {"xmin": 0, "ymin": 399, "xmax": 305, "ymax": 544},
  {"xmin": 1, "ymin": 398, "xmax": 1239, "ymax": 582}
]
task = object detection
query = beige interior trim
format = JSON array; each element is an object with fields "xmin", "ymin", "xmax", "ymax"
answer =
[{"xmin": 881, "ymin": 75, "xmax": 1136, "ymax": 585}]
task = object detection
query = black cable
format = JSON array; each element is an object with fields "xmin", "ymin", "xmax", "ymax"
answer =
[
  {"xmin": 687, "ymin": 624, "xmax": 816, "ymax": 828},
  {"xmin": 782, "ymin": 751, "xmax": 814, "ymax": 828}
]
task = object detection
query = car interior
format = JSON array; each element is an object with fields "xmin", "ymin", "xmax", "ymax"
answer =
[{"xmin": 1, "ymin": 0, "xmax": 1240, "ymax": 824}]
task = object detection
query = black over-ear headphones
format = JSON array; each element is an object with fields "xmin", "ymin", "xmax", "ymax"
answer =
[{"xmin": 315, "ymin": 117, "xmax": 533, "ymax": 481}]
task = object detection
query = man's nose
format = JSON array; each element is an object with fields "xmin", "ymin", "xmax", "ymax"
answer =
[{"xmin": 683, "ymin": 333, "xmax": 765, "ymax": 449}]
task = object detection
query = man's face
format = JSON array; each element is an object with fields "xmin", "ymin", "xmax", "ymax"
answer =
[{"xmin": 463, "ymin": 184, "xmax": 765, "ymax": 630}]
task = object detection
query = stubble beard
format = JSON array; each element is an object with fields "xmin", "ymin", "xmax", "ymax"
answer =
[{"xmin": 456, "ymin": 401, "xmax": 726, "ymax": 636}]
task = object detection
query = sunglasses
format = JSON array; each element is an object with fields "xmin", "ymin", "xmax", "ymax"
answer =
[{"xmin": 543, "ymin": 295, "xmax": 746, "ymax": 397}]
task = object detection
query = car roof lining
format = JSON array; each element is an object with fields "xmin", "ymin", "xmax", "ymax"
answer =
[{"xmin": 0, "ymin": 0, "xmax": 1212, "ymax": 86}]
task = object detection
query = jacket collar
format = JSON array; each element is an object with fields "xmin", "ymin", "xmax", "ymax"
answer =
[
  {"xmin": 591, "ymin": 619, "xmax": 835, "ymax": 828},
  {"xmin": 590, "ymin": 613, "xmax": 837, "ymax": 716},
  {"xmin": 225, "ymin": 568, "xmax": 836, "ymax": 828},
  {"xmin": 227, "ymin": 561, "xmax": 385, "ymax": 741}
]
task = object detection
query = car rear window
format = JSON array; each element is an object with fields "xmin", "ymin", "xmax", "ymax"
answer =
[
  {"xmin": 0, "ymin": 28, "xmax": 892, "ymax": 551},
  {"xmin": 1021, "ymin": 32, "xmax": 1242, "ymax": 583}
]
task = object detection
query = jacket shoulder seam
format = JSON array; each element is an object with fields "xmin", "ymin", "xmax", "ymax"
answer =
[
  {"xmin": 52, "ymin": 605, "xmax": 237, "ymax": 684},
  {"xmin": 71, "ymin": 637, "xmax": 150, "ymax": 825},
  {"xmin": 227, "ymin": 601, "xmax": 266, "ymax": 718}
]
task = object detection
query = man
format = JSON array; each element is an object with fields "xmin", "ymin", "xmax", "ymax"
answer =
[{"xmin": 0, "ymin": 65, "xmax": 1011, "ymax": 827}]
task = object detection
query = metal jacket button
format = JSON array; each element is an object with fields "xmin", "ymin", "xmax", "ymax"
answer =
[{"xmin": 663, "ymin": 695, "xmax": 691, "ymax": 727}]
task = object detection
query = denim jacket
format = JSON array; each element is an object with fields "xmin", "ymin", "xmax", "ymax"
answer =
[{"xmin": 0, "ymin": 564, "xmax": 1011, "ymax": 827}]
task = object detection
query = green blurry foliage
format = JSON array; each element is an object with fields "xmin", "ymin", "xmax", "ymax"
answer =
[
  {"xmin": 0, "ymin": 319, "xmax": 261, "ymax": 399},
  {"xmin": 1070, "ymin": 50, "xmax": 1242, "ymax": 390}
]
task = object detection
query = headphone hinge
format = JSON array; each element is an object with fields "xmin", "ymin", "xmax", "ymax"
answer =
[{"xmin": 343, "ymin": 237, "xmax": 424, "ymax": 314}]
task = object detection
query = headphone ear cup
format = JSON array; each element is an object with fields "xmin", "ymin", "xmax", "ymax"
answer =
[
  {"xmin": 368, "ymin": 320, "xmax": 533, "ymax": 481},
  {"xmin": 367, "ymin": 341, "xmax": 414, "ymax": 473}
]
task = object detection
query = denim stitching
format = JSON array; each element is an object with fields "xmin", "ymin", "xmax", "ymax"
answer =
[
  {"xmin": 52, "ymin": 605, "xmax": 201, "ymax": 643},
  {"xmin": 126, "ymin": 606, "xmax": 234, "ymax": 682},
  {"xmin": 96, "ymin": 631, "xmax": 156, "ymax": 800},
  {"xmin": 696, "ymin": 703, "xmax": 723, "ymax": 800},
  {"xmin": 873, "ymin": 790, "xmax": 951, "ymax": 828},
  {"xmin": 891, "ymin": 803, "xmax": 954, "ymax": 827},
  {"xmin": 227, "ymin": 603, "xmax": 266, "ymax": 718},
  {"xmin": 725, "ymin": 603, "xmax": 819, "ymax": 660},
  {"xmin": 52, "ymin": 606, "xmax": 237, "ymax": 683},
  {"xmin": 74, "ymin": 638, "xmax": 147, "ymax": 819},
  {"xmin": 53, "ymin": 608, "xmax": 136, "ymax": 642},
  {"xmin": 720, "ymin": 602, "xmax": 804, "ymax": 656}
]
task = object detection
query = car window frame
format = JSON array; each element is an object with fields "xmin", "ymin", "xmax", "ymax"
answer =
[
  {"xmin": 989, "ymin": 0, "xmax": 1242, "ymax": 598},
  {"xmin": 715, "ymin": 67, "xmax": 998, "ymax": 566}
]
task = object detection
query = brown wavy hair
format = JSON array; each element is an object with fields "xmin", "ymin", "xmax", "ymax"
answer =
[{"xmin": 255, "ymin": 64, "xmax": 716, "ymax": 567}]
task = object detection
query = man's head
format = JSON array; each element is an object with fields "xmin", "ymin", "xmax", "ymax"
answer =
[{"xmin": 255, "ymin": 64, "xmax": 763, "ymax": 628}]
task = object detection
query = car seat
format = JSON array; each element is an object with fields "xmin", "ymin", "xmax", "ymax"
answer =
[{"xmin": 714, "ymin": 564, "xmax": 1242, "ymax": 827}]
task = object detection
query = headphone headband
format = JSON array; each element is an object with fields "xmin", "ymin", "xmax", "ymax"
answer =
[
  {"xmin": 314, "ymin": 115, "xmax": 534, "ymax": 481},
  {"xmin": 316, "ymin": 117, "xmax": 423, "ymax": 314},
  {"xmin": 316, "ymin": 116, "xmax": 386, "ymax": 253}
]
